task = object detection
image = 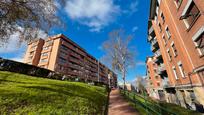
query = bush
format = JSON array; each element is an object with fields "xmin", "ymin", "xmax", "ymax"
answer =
[{"xmin": 0, "ymin": 58, "xmax": 108, "ymax": 87}]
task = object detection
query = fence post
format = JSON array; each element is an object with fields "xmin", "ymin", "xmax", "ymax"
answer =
[
  {"xmin": 144, "ymin": 92, "xmax": 149, "ymax": 115},
  {"xmin": 133, "ymin": 94, "xmax": 137, "ymax": 107}
]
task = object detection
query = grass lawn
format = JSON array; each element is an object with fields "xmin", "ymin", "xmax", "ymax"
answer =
[
  {"xmin": 121, "ymin": 90, "xmax": 201, "ymax": 115},
  {"xmin": 0, "ymin": 71, "xmax": 108, "ymax": 115}
]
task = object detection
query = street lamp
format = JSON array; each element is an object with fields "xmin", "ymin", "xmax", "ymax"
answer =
[
  {"xmin": 98, "ymin": 60, "xmax": 100, "ymax": 82},
  {"xmin": 108, "ymin": 74, "xmax": 111, "ymax": 88}
]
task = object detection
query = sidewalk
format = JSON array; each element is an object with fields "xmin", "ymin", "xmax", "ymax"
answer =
[{"xmin": 108, "ymin": 89, "xmax": 140, "ymax": 115}]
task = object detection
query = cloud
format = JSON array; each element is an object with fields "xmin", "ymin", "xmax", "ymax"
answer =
[
  {"xmin": 0, "ymin": 33, "xmax": 26, "ymax": 54},
  {"xmin": 0, "ymin": 29, "xmax": 47, "ymax": 62},
  {"xmin": 129, "ymin": 0, "xmax": 139, "ymax": 14},
  {"xmin": 122, "ymin": 0, "xmax": 139, "ymax": 15},
  {"xmin": 64, "ymin": 0, "xmax": 120, "ymax": 32},
  {"xmin": 10, "ymin": 57, "xmax": 23, "ymax": 62},
  {"xmin": 136, "ymin": 61, "xmax": 146, "ymax": 66},
  {"xmin": 0, "ymin": 29, "xmax": 47, "ymax": 54},
  {"xmin": 132, "ymin": 26, "xmax": 138, "ymax": 32}
]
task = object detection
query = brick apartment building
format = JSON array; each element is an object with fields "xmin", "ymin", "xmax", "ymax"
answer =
[
  {"xmin": 146, "ymin": 56, "xmax": 167, "ymax": 101},
  {"xmin": 147, "ymin": 0, "xmax": 204, "ymax": 112},
  {"xmin": 24, "ymin": 34, "xmax": 117, "ymax": 87}
]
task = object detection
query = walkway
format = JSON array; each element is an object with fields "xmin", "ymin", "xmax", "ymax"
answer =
[{"xmin": 108, "ymin": 89, "xmax": 140, "ymax": 115}]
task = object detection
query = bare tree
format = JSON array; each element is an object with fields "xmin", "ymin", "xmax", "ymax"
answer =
[
  {"xmin": 135, "ymin": 77, "xmax": 146, "ymax": 94},
  {"xmin": 0, "ymin": 0, "xmax": 65, "ymax": 46},
  {"xmin": 102, "ymin": 29, "xmax": 135, "ymax": 89}
]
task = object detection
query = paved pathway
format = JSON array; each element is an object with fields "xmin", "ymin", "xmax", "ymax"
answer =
[{"xmin": 108, "ymin": 89, "xmax": 140, "ymax": 115}]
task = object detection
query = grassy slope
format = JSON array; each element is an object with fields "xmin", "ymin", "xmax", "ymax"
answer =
[
  {"xmin": 0, "ymin": 71, "xmax": 107, "ymax": 115},
  {"xmin": 122, "ymin": 91, "xmax": 201, "ymax": 115}
]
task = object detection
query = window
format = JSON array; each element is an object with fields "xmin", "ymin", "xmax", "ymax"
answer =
[
  {"xmin": 171, "ymin": 42, "xmax": 178, "ymax": 57},
  {"xmin": 28, "ymin": 56, "xmax": 33, "ymax": 60},
  {"xmin": 160, "ymin": 12, "xmax": 165, "ymax": 23},
  {"xmin": 42, "ymin": 52, "xmax": 48, "ymax": 57},
  {"xmin": 154, "ymin": 69, "xmax": 157, "ymax": 73},
  {"xmin": 40, "ymin": 58, "xmax": 48, "ymax": 63},
  {"xmin": 174, "ymin": 0, "xmax": 183, "ymax": 8},
  {"xmin": 157, "ymin": 82, "xmax": 160, "ymax": 86},
  {"xmin": 31, "ymin": 45, "xmax": 37, "ymax": 50},
  {"xmin": 181, "ymin": 1, "xmax": 200, "ymax": 29},
  {"xmin": 194, "ymin": 34, "xmax": 204, "ymax": 55},
  {"xmin": 59, "ymin": 65, "xmax": 64, "ymax": 71},
  {"xmin": 162, "ymin": 34, "xmax": 167, "ymax": 45},
  {"xmin": 30, "ymin": 51, "xmax": 34, "ymax": 56},
  {"xmin": 178, "ymin": 61, "xmax": 185, "ymax": 78},
  {"xmin": 167, "ymin": 49, "xmax": 172, "ymax": 61},
  {"xmin": 192, "ymin": 26, "xmax": 204, "ymax": 56},
  {"xmin": 43, "ymin": 46, "xmax": 50, "ymax": 50},
  {"xmin": 188, "ymin": 90, "xmax": 196, "ymax": 99},
  {"xmin": 60, "ymin": 51, "xmax": 67, "ymax": 57},
  {"xmin": 59, "ymin": 57, "xmax": 66, "ymax": 64},
  {"xmin": 46, "ymin": 40, "xmax": 53, "ymax": 46},
  {"xmin": 165, "ymin": 26, "xmax": 171, "ymax": 39},
  {"xmin": 61, "ymin": 45, "xmax": 68, "ymax": 51},
  {"xmin": 172, "ymin": 66, "xmax": 179, "ymax": 80},
  {"xmin": 158, "ymin": 22, "xmax": 162, "ymax": 32}
]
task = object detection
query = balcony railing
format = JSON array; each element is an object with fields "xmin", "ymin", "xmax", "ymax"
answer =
[
  {"xmin": 157, "ymin": 64, "xmax": 166, "ymax": 75},
  {"xmin": 151, "ymin": 38, "xmax": 158, "ymax": 46},
  {"xmin": 162, "ymin": 77, "xmax": 170, "ymax": 88},
  {"xmin": 151, "ymin": 44, "xmax": 159, "ymax": 52},
  {"xmin": 155, "ymin": 50, "xmax": 161, "ymax": 58},
  {"xmin": 149, "ymin": 25, "xmax": 154, "ymax": 35}
]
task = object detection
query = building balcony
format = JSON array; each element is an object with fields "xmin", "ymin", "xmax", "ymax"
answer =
[
  {"xmin": 70, "ymin": 52, "xmax": 81, "ymax": 59},
  {"xmin": 149, "ymin": 25, "xmax": 154, "ymax": 35},
  {"xmin": 162, "ymin": 77, "xmax": 170, "ymax": 88},
  {"xmin": 69, "ymin": 57, "xmax": 82, "ymax": 66},
  {"xmin": 157, "ymin": 64, "xmax": 166, "ymax": 75},
  {"xmin": 148, "ymin": 36, "xmax": 153, "ymax": 42},
  {"xmin": 155, "ymin": 50, "xmax": 161, "ymax": 58},
  {"xmin": 151, "ymin": 38, "xmax": 158, "ymax": 46},
  {"xmin": 151, "ymin": 44, "xmax": 159, "ymax": 52}
]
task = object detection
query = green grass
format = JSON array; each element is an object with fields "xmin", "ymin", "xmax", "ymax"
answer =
[
  {"xmin": 121, "ymin": 90, "xmax": 201, "ymax": 115},
  {"xmin": 0, "ymin": 71, "xmax": 108, "ymax": 115}
]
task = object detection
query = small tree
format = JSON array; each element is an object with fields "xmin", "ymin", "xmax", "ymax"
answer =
[
  {"xmin": 135, "ymin": 77, "xmax": 146, "ymax": 94},
  {"xmin": 102, "ymin": 29, "xmax": 135, "ymax": 89},
  {"xmin": 0, "ymin": 0, "xmax": 65, "ymax": 46}
]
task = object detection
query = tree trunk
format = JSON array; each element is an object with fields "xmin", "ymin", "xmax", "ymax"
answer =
[{"xmin": 122, "ymin": 70, "xmax": 126, "ymax": 90}]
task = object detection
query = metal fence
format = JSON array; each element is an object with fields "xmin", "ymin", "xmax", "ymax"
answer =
[{"xmin": 120, "ymin": 90, "xmax": 177, "ymax": 115}]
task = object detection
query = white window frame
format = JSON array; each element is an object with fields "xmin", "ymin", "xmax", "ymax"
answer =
[
  {"xmin": 172, "ymin": 66, "xmax": 179, "ymax": 80},
  {"xmin": 171, "ymin": 42, "xmax": 177, "ymax": 57},
  {"xmin": 42, "ymin": 52, "xmax": 48, "ymax": 57},
  {"xmin": 177, "ymin": 61, "xmax": 185, "ymax": 78},
  {"xmin": 181, "ymin": 0, "xmax": 193, "ymax": 16},
  {"xmin": 157, "ymin": 0, "xmax": 161, "ymax": 5},
  {"xmin": 181, "ymin": 0, "xmax": 197, "ymax": 29},
  {"xmin": 40, "ymin": 58, "xmax": 48, "ymax": 63},
  {"xmin": 174, "ymin": 0, "xmax": 183, "ymax": 8},
  {"xmin": 165, "ymin": 26, "xmax": 171, "ymax": 39},
  {"xmin": 192, "ymin": 26, "xmax": 204, "ymax": 56}
]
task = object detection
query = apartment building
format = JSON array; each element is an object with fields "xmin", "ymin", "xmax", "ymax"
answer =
[
  {"xmin": 148, "ymin": 0, "xmax": 204, "ymax": 112},
  {"xmin": 146, "ymin": 56, "xmax": 167, "ymax": 101},
  {"xmin": 24, "ymin": 34, "xmax": 117, "ymax": 87}
]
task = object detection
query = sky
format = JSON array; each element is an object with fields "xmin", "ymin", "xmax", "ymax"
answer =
[{"xmin": 0, "ymin": 0, "xmax": 152, "ymax": 82}]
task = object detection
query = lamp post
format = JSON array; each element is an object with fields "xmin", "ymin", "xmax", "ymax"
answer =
[
  {"xmin": 98, "ymin": 60, "xmax": 100, "ymax": 82},
  {"xmin": 108, "ymin": 74, "xmax": 111, "ymax": 88}
]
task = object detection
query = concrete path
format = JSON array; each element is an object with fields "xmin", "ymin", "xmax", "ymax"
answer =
[{"xmin": 108, "ymin": 89, "xmax": 140, "ymax": 115}]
